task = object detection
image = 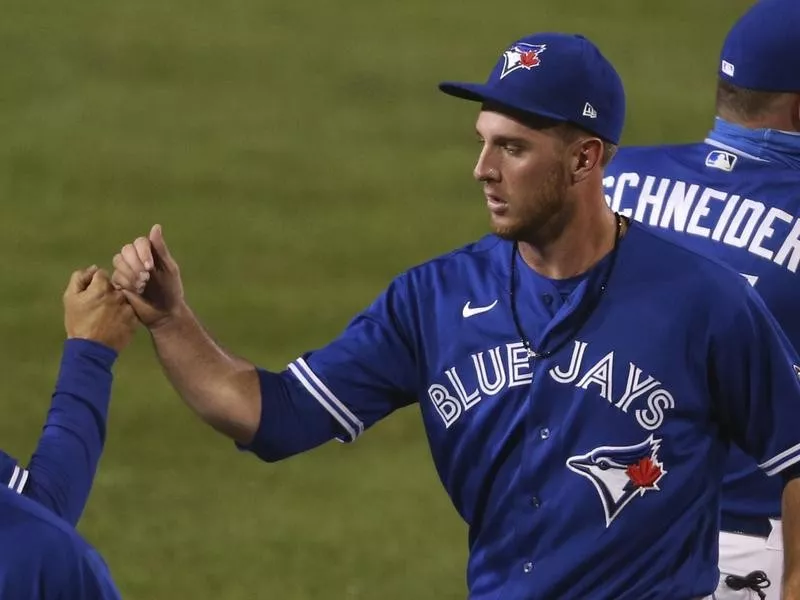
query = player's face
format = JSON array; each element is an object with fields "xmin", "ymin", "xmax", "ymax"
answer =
[{"xmin": 473, "ymin": 110, "xmax": 571, "ymax": 242}]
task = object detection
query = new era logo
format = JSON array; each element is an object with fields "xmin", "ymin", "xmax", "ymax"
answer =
[
  {"xmin": 705, "ymin": 150, "xmax": 737, "ymax": 172},
  {"xmin": 721, "ymin": 60, "xmax": 735, "ymax": 77},
  {"xmin": 582, "ymin": 103, "xmax": 597, "ymax": 119}
]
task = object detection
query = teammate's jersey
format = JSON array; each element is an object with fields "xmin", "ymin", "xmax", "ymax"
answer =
[
  {"xmin": 0, "ymin": 485, "xmax": 121, "ymax": 599},
  {"xmin": 242, "ymin": 224, "xmax": 800, "ymax": 599},
  {"xmin": 604, "ymin": 140, "xmax": 800, "ymax": 522},
  {"xmin": 0, "ymin": 452, "xmax": 29, "ymax": 495},
  {"xmin": 0, "ymin": 339, "xmax": 118, "ymax": 526}
]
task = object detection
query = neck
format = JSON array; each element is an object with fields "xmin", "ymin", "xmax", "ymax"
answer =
[
  {"xmin": 709, "ymin": 117, "xmax": 800, "ymax": 167},
  {"xmin": 517, "ymin": 201, "xmax": 620, "ymax": 279},
  {"xmin": 717, "ymin": 106, "xmax": 799, "ymax": 133}
]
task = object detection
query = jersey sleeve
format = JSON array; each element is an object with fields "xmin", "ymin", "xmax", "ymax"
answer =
[
  {"xmin": 710, "ymin": 283, "xmax": 800, "ymax": 479},
  {"xmin": 242, "ymin": 275, "xmax": 419, "ymax": 462},
  {"xmin": 22, "ymin": 339, "xmax": 116, "ymax": 526},
  {"xmin": 0, "ymin": 451, "xmax": 29, "ymax": 495}
]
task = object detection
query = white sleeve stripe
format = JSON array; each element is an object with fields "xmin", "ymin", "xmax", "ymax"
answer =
[
  {"xmin": 765, "ymin": 452, "xmax": 800, "ymax": 477},
  {"xmin": 759, "ymin": 441, "xmax": 800, "ymax": 470},
  {"xmin": 15, "ymin": 469, "xmax": 28, "ymax": 494},
  {"xmin": 288, "ymin": 362, "xmax": 358, "ymax": 442},
  {"xmin": 294, "ymin": 357, "xmax": 365, "ymax": 436},
  {"xmin": 7, "ymin": 466, "xmax": 19, "ymax": 490}
]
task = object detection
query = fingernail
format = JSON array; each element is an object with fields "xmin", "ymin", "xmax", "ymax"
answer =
[{"xmin": 144, "ymin": 261, "xmax": 153, "ymax": 270}]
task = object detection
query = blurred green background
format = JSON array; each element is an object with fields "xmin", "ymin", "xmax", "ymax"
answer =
[{"xmin": 0, "ymin": 1, "xmax": 754, "ymax": 598}]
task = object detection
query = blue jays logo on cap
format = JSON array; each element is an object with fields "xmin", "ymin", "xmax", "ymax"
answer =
[
  {"xmin": 567, "ymin": 435, "xmax": 666, "ymax": 526},
  {"xmin": 500, "ymin": 43, "xmax": 547, "ymax": 79},
  {"xmin": 438, "ymin": 32, "xmax": 626, "ymax": 145}
]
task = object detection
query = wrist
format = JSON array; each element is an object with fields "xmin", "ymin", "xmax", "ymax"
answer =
[
  {"xmin": 149, "ymin": 300, "xmax": 193, "ymax": 335},
  {"xmin": 63, "ymin": 338, "xmax": 119, "ymax": 363}
]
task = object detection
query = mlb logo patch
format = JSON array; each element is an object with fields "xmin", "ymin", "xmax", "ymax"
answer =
[
  {"xmin": 705, "ymin": 150, "xmax": 737, "ymax": 172},
  {"xmin": 500, "ymin": 43, "xmax": 546, "ymax": 79}
]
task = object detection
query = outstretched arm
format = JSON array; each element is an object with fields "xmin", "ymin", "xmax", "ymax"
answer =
[
  {"xmin": 5, "ymin": 268, "xmax": 136, "ymax": 526},
  {"xmin": 112, "ymin": 225, "xmax": 419, "ymax": 460},
  {"xmin": 22, "ymin": 339, "xmax": 117, "ymax": 526},
  {"xmin": 146, "ymin": 303, "xmax": 261, "ymax": 444}
]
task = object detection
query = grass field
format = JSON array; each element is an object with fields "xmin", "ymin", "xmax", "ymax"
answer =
[{"xmin": 0, "ymin": 1, "xmax": 754, "ymax": 598}]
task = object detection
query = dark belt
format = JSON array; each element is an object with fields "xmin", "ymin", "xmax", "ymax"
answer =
[{"xmin": 720, "ymin": 514, "xmax": 773, "ymax": 538}]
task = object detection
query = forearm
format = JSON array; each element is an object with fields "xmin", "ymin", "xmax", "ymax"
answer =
[
  {"xmin": 783, "ymin": 477, "xmax": 800, "ymax": 598},
  {"xmin": 149, "ymin": 303, "xmax": 261, "ymax": 444},
  {"xmin": 26, "ymin": 339, "xmax": 115, "ymax": 526}
]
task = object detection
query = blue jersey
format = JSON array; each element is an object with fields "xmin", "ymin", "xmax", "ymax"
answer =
[
  {"xmin": 243, "ymin": 223, "xmax": 800, "ymax": 599},
  {"xmin": 0, "ymin": 339, "xmax": 118, "ymax": 527},
  {"xmin": 604, "ymin": 138, "xmax": 800, "ymax": 525},
  {"xmin": 0, "ymin": 485, "xmax": 121, "ymax": 599},
  {"xmin": 0, "ymin": 340, "xmax": 120, "ymax": 597}
]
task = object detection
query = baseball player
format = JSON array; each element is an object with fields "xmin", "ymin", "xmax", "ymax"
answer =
[
  {"xmin": 0, "ymin": 266, "xmax": 136, "ymax": 598},
  {"xmin": 113, "ymin": 32, "xmax": 800, "ymax": 599},
  {"xmin": 604, "ymin": 1, "xmax": 800, "ymax": 598}
]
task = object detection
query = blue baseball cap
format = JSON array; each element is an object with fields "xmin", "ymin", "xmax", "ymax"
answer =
[
  {"xmin": 720, "ymin": 0, "xmax": 800, "ymax": 92},
  {"xmin": 439, "ymin": 32, "xmax": 626, "ymax": 145}
]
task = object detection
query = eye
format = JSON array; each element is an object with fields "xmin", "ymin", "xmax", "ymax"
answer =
[
  {"xmin": 502, "ymin": 144, "xmax": 521, "ymax": 156},
  {"xmin": 597, "ymin": 459, "xmax": 610, "ymax": 470}
]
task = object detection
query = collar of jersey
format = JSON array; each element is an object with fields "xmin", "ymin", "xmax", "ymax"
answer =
[{"xmin": 706, "ymin": 117, "xmax": 800, "ymax": 169}]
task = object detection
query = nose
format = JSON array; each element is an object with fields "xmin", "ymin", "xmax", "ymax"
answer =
[{"xmin": 473, "ymin": 147, "xmax": 500, "ymax": 183}]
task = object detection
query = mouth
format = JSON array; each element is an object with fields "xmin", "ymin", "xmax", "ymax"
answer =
[{"xmin": 485, "ymin": 193, "xmax": 508, "ymax": 214}]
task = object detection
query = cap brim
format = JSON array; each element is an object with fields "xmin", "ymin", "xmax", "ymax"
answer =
[{"xmin": 438, "ymin": 81, "xmax": 569, "ymax": 124}]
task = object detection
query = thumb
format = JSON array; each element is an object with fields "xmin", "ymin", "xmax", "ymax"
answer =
[
  {"xmin": 87, "ymin": 268, "xmax": 113, "ymax": 292},
  {"xmin": 66, "ymin": 265, "xmax": 99, "ymax": 295},
  {"xmin": 149, "ymin": 224, "xmax": 174, "ymax": 267},
  {"xmin": 122, "ymin": 290, "xmax": 160, "ymax": 323}
]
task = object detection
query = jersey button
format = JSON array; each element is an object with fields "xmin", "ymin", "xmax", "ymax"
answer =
[
  {"xmin": 530, "ymin": 496, "xmax": 540, "ymax": 508},
  {"xmin": 523, "ymin": 562, "xmax": 534, "ymax": 574},
  {"xmin": 542, "ymin": 294, "xmax": 553, "ymax": 305},
  {"xmin": 539, "ymin": 427, "xmax": 550, "ymax": 440}
]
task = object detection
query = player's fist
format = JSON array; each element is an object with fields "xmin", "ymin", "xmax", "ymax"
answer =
[
  {"xmin": 63, "ymin": 266, "xmax": 138, "ymax": 353},
  {"xmin": 111, "ymin": 224, "xmax": 186, "ymax": 330}
]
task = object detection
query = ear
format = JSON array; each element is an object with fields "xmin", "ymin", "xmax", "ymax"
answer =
[{"xmin": 570, "ymin": 138, "xmax": 604, "ymax": 183}]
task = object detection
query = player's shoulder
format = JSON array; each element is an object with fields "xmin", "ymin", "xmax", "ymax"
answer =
[
  {"xmin": 627, "ymin": 221, "xmax": 752, "ymax": 294},
  {"xmin": 391, "ymin": 235, "xmax": 508, "ymax": 289},
  {"xmin": 0, "ymin": 488, "xmax": 117, "ymax": 597},
  {"xmin": 610, "ymin": 140, "xmax": 800, "ymax": 179},
  {"xmin": 0, "ymin": 486, "xmax": 86, "ymax": 550},
  {"xmin": 607, "ymin": 142, "xmax": 707, "ymax": 173}
]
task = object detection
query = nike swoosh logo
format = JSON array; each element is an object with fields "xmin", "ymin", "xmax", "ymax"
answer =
[{"xmin": 462, "ymin": 300, "xmax": 498, "ymax": 318}]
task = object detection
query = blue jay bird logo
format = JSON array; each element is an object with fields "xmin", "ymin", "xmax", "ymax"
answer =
[
  {"xmin": 566, "ymin": 435, "xmax": 667, "ymax": 527},
  {"xmin": 500, "ymin": 43, "xmax": 547, "ymax": 79}
]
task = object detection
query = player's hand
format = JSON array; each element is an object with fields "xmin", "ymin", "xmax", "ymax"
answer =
[
  {"xmin": 111, "ymin": 224, "xmax": 186, "ymax": 330},
  {"xmin": 63, "ymin": 266, "xmax": 138, "ymax": 353}
]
